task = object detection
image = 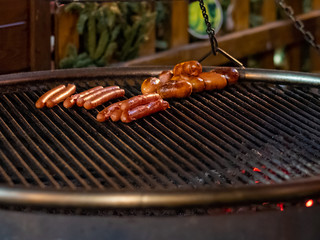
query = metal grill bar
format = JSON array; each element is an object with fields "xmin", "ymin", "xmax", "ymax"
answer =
[{"xmin": 200, "ymin": 92, "xmax": 317, "ymax": 177}]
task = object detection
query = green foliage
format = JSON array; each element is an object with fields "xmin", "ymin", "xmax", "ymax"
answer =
[{"xmin": 59, "ymin": 2, "xmax": 155, "ymax": 69}]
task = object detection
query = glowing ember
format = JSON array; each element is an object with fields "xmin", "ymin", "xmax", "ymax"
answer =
[
  {"xmin": 253, "ymin": 167, "xmax": 261, "ymax": 172},
  {"xmin": 255, "ymin": 180, "xmax": 260, "ymax": 184},
  {"xmin": 306, "ymin": 199, "xmax": 314, "ymax": 207},
  {"xmin": 277, "ymin": 203, "xmax": 284, "ymax": 211},
  {"xmin": 241, "ymin": 170, "xmax": 245, "ymax": 174}
]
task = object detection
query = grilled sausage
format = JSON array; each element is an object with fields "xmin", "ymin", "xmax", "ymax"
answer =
[
  {"xmin": 173, "ymin": 61, "xmax": 202, "ymax": 76},
  {"xmin": 199, "ymin": 72, "xmax": 228, "ymax": 90},
  {"xmin": 46, "ymin": 84, "xmax": 76, "ymax": 108},
  {"xmin": 121, "ymin": 99, "xmax": 169, "ymax": 123},
  {"xmin": 158, "ymin": 70, "xmax": 173, "ymax": 84},
  {"xmin": 185, "ymin": 76, "xmax": 206, "ymax": 93},
  {"xmin": 120, "ymin": 93, "xmax": 161, "ymax": 111},
  {"xmin": 35, "ymin": 85, "xmax": 66, "ymax": 108},
  {"xmin": 141, "ymin": 77, "xmax": 162, "ymax": 95},
  {"xmin": 63, "ymin": 86, "xmax": 103, "ymax": 108},
  {"xmin": 110, "ymin": 109, "xmax": 123, "ymax": 122},
  {"xmin": 84, "ymin": 89, "xmax": 125, "ymax": 110},
  {"xmin": 77, "ymin": 86, "xmax": 120, "ymax": 107},
  {"xmin": 97, "ymin": 101, "xmax": 123, "ymax": 122},
  {"xmin": 157, "ymin": 80, "xmax": 192, "ymax": 99},
  {"xmin": 211, "ymin": 67, "xmax": 239, "ymax": 85}
]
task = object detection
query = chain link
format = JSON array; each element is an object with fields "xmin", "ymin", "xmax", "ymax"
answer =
[
  {"xmin": 198, "ymin": 0, "xmax": 218, "ymax": 55},
  {"xmin": 276, "ymin": 0, "xmax": 320, "ymax": 54}
]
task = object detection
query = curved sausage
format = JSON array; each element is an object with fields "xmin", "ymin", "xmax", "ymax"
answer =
[
  {"xmin": 46, "ymin": 84, "xmax": 76, "ymax": 108},
  {"xmin": 97, "ymin": 101, "xmax": 123, "ymax": 122},
  {"xmin": 157, "ymin": 80, "xmax": 192, "ymax": 99},
  {"xmin": 173, "ymin": 61, "xmax": 202, "ymax": 76},
  {"xmin": 63, "ymin": 86, "xmax": 103, "ymax": 108},
  {"xmin": 199, "ymin": 72, "xmax": 227, "ymax": 90},
  {"xmin": 182, "ymin": 61, "xmax": 202, "ymax": 76},
  {"xmin": 158, "ymin": 70, "xmax": 173, "ymax": 84},
  {"xmin": 110, "ymin": 109, "xmax": 123, "ymax": 122},
  {"xmin": 120, "ymin": 93, "xmax": 161, "ymax": 111},
  {"xmin": 122, "ymin": 99, "xmax": 169, "ymax": 123},
  {"xmin": 185, "ymin": 76, "xmax": 206, "ymax": 93},
  {"xmin": 211, "ymin": 67, "xmax": 239, "ymax": 85},
  {"xmin": 77, "ymin": 86, "xmax": 120, "ymax": 107},
  {"xmin": 141, "ymin": 77, "xmax": 161, "ymax": 95},
  {"xmin": 35, "ymin": 85, "xmax": 66, "ymax": 108},
  {"xmin": 84, "ymin": 89, "xmax": 125, "ymax": 110},
  {"xmin": 172, "ymin": 62, "xmax": 184, "ymax": 76}
]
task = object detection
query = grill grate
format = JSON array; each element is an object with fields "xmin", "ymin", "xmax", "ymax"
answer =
[{"xmin": 0, "ymin": 68, "xmax": 320, "ymax": 207}]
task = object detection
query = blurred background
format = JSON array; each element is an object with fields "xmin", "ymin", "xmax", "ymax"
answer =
[{"xmin": 0, "ymin": 0, "xmax": 319, "ymax": 75}]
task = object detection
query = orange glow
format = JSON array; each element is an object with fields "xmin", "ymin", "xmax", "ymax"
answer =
[
  {"xmin": 306, "ymin": 199, "xmax": 314, "ymax": 207},
  {"xmin": 253, "ymin": 167, "xmax": 261, "ymax": 172}
]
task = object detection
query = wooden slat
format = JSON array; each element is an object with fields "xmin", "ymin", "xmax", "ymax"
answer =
[
  {"xmin": 0, "ymin": 0, "xmax": 27, "ymax": 25},
  {"xmin": 122, "ymin": 10, "xmax": 320, "ymax": 67},
  {"xmin": 311, "ymin": 0, "xmax": 320, "ymax": 72},
  {"xmin": 0, "ymin": 25, "xmax": 28, "ymax": 74},
  {"xmin": 260, "ymin": 0, "xmax": 277, "ymax": 69},
  {"xmin": 230, "ymin": 0, "xmax": 250, "ymax": 31},
  {"xmin": 29, "ymin": 0, "xmax": 51, "ymax": 71},
  {"xmin": 168, "ymin": 1, "xmax": 189, "ymax": 48},
  {"xmin": 285, "ymin": 0, "xmax": 303, "ymax": 71}
]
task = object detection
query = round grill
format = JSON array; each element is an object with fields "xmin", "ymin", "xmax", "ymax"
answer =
[{"xmin": 0, "ymin": 67, "xmax": 320, "ymax": 208}]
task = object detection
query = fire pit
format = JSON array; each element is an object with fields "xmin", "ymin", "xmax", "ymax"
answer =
[{"xmin": 0, "ymin": 66, "xmax": 320, "ymax": 209}]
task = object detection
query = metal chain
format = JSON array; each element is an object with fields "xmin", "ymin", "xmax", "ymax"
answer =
[
  {"xmin": 197, "ymin": 0, "xmax": 245, "ymax": 68},
  {"xmin": 198, "ymin": 0, "xmax": 218, "ymax": 55},
  {"xmin": 276, "ymin": 0, "xmax": 320, "ymax": 54}
]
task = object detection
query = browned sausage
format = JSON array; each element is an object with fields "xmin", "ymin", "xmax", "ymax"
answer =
[
  {"xmin": 97, "ymin": 101, "xmax": 123, "ymax": 122},
  {"xmin": 172, "ymin": 62, "xmax": 184, "ymax": 76},
  {"xmin": 141, "ymin": 77, "xmax": 161, "ymax": 95},
  {"xmin": 110, "ymin": 109, "xmax": 123, "ymax": 122},
  {"xmin": 84, "ymin": 89, "xmax": 125, "ymax": 110},
  {"xmin": 46, "ymin": 84, "xmax": 76, "ymax": 108},
  {"xmin": 77, "ymin": 86, "xmax": 120, "ymax": 107},
  {"xmin": 211, "ymin": 67, "xmax": 239, "ymax": 85},
  {"xmin": 158, "ymin": 70, "xmax": 173, "ymax": 84},
  {"xmin": 120, "ymin": 93, "xmax": 161, "ymax": 111},
  {"xmin": 199, "ymin": 72, "xmax": 227, "ymax": 90},
  {"xmin": 63, "ymin": 86, "xmax": 103, "ymax": 108},
  {"xmin": 157, "ymin": 80, "xmax": 192, "ymax": 99},
  {"xmin": 185, "ymin": 76, "xmax": 206, "ymax": 93},
  {"xmin": 182, "ymin": 61, "xmax": 202, "ymax": 76},
  {"xmin": 35, "ymin": 85, "xmax": 66, "ymax": 108},
  {"xmin": 173, "ymin": 61, "xmax": 202, "ymax": 76},
  {"xmin": 121, "ymin": 99, "xmax": 169, "ymax": 123}
]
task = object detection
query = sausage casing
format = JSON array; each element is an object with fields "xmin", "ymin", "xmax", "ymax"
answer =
[
  {"xmin": 157, "ymin": 80, "xmax": 192, "ymax": 99},
  {"xmin": 97, "ymin": 101, "xmax": 122, "ymax": 122},
  {"xmin": 173, "ymin": 61, "xmax": 202, "ymax": 76},
  {"xmin": 185, "ymin": 76, "xmax": 206, "ymax": 93},
  {"xmin": 120, "ymin": 93, "xmax": 161, "ymax": 111},
  {"xmin": 77, "ymin": 86, "xmax": 120, "ymax": 107},
  {"xmin": 211, "ymin": 67, "xmax": 239, "ymax": 85},
  {"xmin": 84, "ymin": 89, "xmax": 125, "ymax": 110},
  {"xmin": 158, "ymin": 70, "xmax": 173, "ymax": 84},
  {"xmin": 46, "ymin": 84, "xmax": 76, "ymax": 108},
  {"xmin": 63, "ymin": 86, "xmax": 103, "ymax": 108},
  {"xmin": 141, "ymin": 77, "xmax": 161, "ymax": 95},
  {"xmin": 122, "ymin": 99, "xmax": 169, "ymax": 123},
  {"xmin": 35, "ymin": 85, "xmax": 66, "ymax": 108},
  {"xmin": 199, "ymin": 72, "xmax": 228, "ymax": 90}
]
